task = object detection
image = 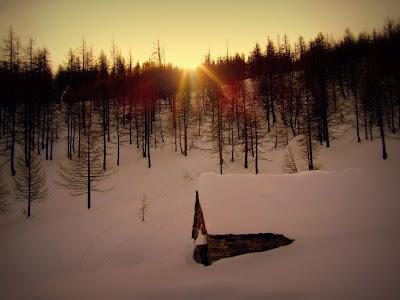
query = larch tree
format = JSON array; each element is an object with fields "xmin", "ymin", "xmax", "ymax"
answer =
[
  {"xmin": 2, "ymin": 26, "xmax": 20, "ymax": 176},
  {"xmin": 14, "ymin": 151, "xmax": 47, "ymax": 218},
  {"xmin": 58, "ymin": 102, "xmax": 114, "ymax": 209}
]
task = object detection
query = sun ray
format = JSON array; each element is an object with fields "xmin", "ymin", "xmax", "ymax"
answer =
[
  {"xmin": 177, "ymin": 68, "xmax": 189, "ymax": 96},
  {"xmin": 197, "ymin": 64, "xmax": 224, "ymax": 88}
]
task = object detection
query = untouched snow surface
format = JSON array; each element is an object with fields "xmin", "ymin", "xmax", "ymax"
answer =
[
  {"xmin": 198, "ymin": 169, "xmax": 363, "ymax": 235},
  {"xmin": 0, "ymin": 134, "xmax": 400, "ymax": 299}
]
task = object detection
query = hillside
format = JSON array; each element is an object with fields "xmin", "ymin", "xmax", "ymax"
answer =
[{"xmin": 0, "ymin": 130, "xmax": 399, "ymax": 299}]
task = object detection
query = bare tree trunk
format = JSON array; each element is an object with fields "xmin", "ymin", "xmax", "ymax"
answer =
[
  {"xmin": 41, "ymin": 106, "xmax": 45, "ymax": 150},
  {"xmin": 147, "ymin": 109, "xmax": 151, "ymax": 168},
  {"xmin": 27, "ymin": 111, "xmax": 32, "ymax": 217},
  {"xmin": 231, "ymin": 107, "xmax": 235, "ymax": 162},
  {"xmin": 67, "ymin": 108, "xmax": 70, "ymax": 159},
  {"xmin": 46, "ymin": 109, "xmax": 49, "ymax": 160},
  {"xmin": 87, "ymin": 127, "xmax": 91, "ymax": 209},
  {"xmin": 270, "ymin": 77, "xmax": 276, "ymax": 123},
  {"xmin": 250, "ymin": 117, "xmax": 254, "ymax": 158},
  {"xmin": 265, "ymin": 83, "xmax": 270, "ymax": 132},
  {"xmin": 154, "ymin": 104, "xmax": 157, "ymax": 148},
  {"xmin": 32, "ymin": 113, "xmax": 35, "ymax": 151},
  {"xmin": 369, "ymin": 112, "xmax": 374, "ymax": 141},
  {"xmin": 364, "ymin": 105, "xmax": 368, "ymax": 140},
  {"xmin": 159, "ymin": 100, "xmax": 164, "ymax": 143},
  {"xmin": 28, "ymin": 144, "xmax": 32, "ymax": 218},
  {"xmin": 37, "ymin": 110, "xmax": 41, "ymax": 155},
  {"xmin": 107, "ymin": 98, "xmax": 110, "ymax": 142},
  {"xmin": 387, "ymin": 77, "xmax": 395, "ymax": 134},
  {"xmin": 117, "ymin": 101, "xmax": 120, "ymax": 166},
  {"xmin": 50, "ymin": 115, "xmax": 53, "ymax": 161},
  {"xmin": 135, "ymin": 107, "xmax": 139, "ymax": 149},
  {"xmin": 217, "ymin": 98, "xmax": 223, "ymax": 174},
  {"xmin": 178, "ymin": 110, "xmax": 183, "ymax": 155},
  {"xmin": 72, "ymin": 115, "xmax": 76, "ymax": 154},
  {"xmin": 184, "ymin": 96, "xmax": 188, "ymax": 156},
  {"xmin": 143, "ymin": 107, "xmax": 147, "ymax": 157},
  {"xmin": 24, "ymin": 102, "xmax": 28, "ymax": 166},
  {"xmin": 10, "ymin": 106, "xmax": 16, "ymax": 176},
  {"xmin": 332, "ymin": 79, "xmax": 337, "ymax": 112},
  {"xmin": 129, "ymin": 101, "xmax": 133, "ymax": 145},
  {"xmin": 78, "ymin": 112, "xmax": 81, "ymax": 158},
  {"xmin": 103, "ymin": 98, "xmax": 107, "ymax": 170},
  {"xmin": 173, "ymin": 97, "xmax": 177, "ymax": 152},
  {"xmin": 255, "ymin": 120, "xmax": 258, "ymax": 174},
  {"xmin": 377, "ymin": 96, "xmax": 387, "ymax": 160},
  {"xmin": 354, "ymin": 87, "xmax": 361, "ymax": 143},
  {"xmin": 306, "ymin": 93, "xmax": 314, "ymax": 170},
  {"xmin": 243, "ymin": 101, "xmax": 248, "ymax": 169}
]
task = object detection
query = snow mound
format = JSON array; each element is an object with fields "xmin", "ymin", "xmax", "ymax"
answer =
[{"xmin": 197, "ymin": 169, "xmax": 360, "ymax": 235}]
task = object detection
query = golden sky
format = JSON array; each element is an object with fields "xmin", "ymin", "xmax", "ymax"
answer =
[{"xmin": 1, "ymin": 0, "xmax": 399, "ymax": 69}]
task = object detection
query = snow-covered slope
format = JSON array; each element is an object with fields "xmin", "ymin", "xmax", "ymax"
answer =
[{"xmin": 0, "ymin": 133, "xmax": 399, "ymax": 299}]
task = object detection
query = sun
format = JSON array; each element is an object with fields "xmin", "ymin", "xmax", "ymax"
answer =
[
  {"xmin": 178, "ymin": 60, "xmax": 199, "ymax": 70},
  {"xmin": 171, "ymin": 56, "xmax": 200, "ymax": 70}
]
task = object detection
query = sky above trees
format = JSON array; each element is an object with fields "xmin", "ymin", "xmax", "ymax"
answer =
[{"xmin": 1, "ymin": 0, "xmax": 399, "ymax": 69}]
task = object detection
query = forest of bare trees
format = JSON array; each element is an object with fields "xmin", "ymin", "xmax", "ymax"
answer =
[{"xmin": 1, "ymin": 20, "xmax": 399, "ymax": 216}]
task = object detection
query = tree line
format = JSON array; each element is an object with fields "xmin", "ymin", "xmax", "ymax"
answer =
[{"xmin": 0, "ymin": 19, "xmax": 399, "ymax": 216}]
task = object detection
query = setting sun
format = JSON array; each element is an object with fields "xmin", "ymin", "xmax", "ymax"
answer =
[
  {"xmin": 169, "ymin": 55, "xmax": 200, "ymax": 70},
  {"xmin": 2, "ymin": 0, "xmax": 399, "ymax": 69}
]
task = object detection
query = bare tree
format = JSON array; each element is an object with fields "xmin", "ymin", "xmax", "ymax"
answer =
[
  {"xmin": 138, "ymin": 194, "xmax": 149, "ymax": 222},
  {"xmin": 14, "ymin": 152, "xmax": 47, "ymax": 218},
  {"xmin": 59, "ymin": 103, "xmax": 114, "ymax": 209},
  {"xmin": 2, "ymin": 27, "xmax": 20, "ymax": 176}
]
